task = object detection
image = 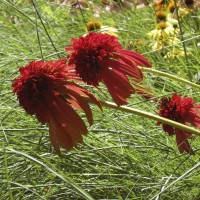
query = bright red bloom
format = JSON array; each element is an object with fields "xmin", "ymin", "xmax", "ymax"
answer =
[
  {"xmin": 12, "ymin": 59, "xmax": 101, "ymax": 156},
  {"xmin": 66, "ymin": 32, "xmax": 152, "ymax": 106},
  {"xmin": 158, "ymin": 93, "xmax": 200, "ymax": 154}
]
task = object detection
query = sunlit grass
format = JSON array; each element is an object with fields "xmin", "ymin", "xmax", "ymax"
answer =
[{"xmin": 0, "ymin": 0, "xmax": 200, "ymax": 199}]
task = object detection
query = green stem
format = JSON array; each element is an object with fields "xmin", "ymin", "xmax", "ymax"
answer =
[
  {"xmin": 95, "ymin": 100, "xmax": 200, "ymax": 136},
  {"xmin": 31, "ymin": 0, "xmax": 60, "ymax": 59},
  {"xmin": 174, "ymin": 0, "xmax": 188, "ymax": 63},
  {"xmin": 140, "ymin": 67, "xmax": 200, "ymax": 90},
  {"xmin": 76, "ymin": 0, "xmax": 87, "ymax": 28}
]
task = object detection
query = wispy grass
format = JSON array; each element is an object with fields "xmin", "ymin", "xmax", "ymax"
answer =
[{"xmin": 0, "ymin": 0, "xmax": 200, "ymax": 199}]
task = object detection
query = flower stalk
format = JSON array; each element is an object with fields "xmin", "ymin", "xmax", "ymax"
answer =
[
  {"xmin": 140, "ymin": 67, "xmax": 200, "ymax": 90},
  {"xmin": 87, "ymin": 98, "xmax": 200, "ymax": 136}
]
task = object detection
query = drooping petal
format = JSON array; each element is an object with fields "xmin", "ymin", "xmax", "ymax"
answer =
[
  {"xmin": 48, "ymin": 96, "xmax": 88, "ymax": 154},
  {"xmin": 187, "ymin": 108, "xmax": 200, "ymax": 129},
  {"xmin": 65, "ymin": 89, "xmax": 94, "ymax": 125},
  {"xmin": 58, "ymin": 83, "xmax": 102, "ymax": 125},
  {"xmin": 117, "ymin": 49, "xmax": 152, "ymax": 67},
  {"xmin": 132, "ymin": 84, "xmax": 156, "ymax": 101},
  {"xmin": 49, "ymin": 117, "xmax": 80, "ymax": 156},
  {"xmin": 102, "ymin": 69, "xmax": 135, "ymax": 105},
  {"xmin": 66, "ymin": 82, "xmax": 102, "ymax": 111},
  {"xmin": 49, "ymin": 119, "xmax": 62, "ymax": 156},
  {"xmin": 105, "ymin": 57, "xmax": 143, "ymax": 81},
  {"xmin": 51, "ymin": 96, "xmax": 88, "ymax": 139},
  {"xmin": 162, "ymin": 124, "xmax": 175, "ymax": 136},
  {"xmin": 175, "ymin": 129, "xmax": 194, "ymax": 154}
]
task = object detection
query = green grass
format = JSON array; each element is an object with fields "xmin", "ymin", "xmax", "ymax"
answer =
[{"xmin": 1, "ymin": 0, "xmax": 200, "ymax": 199}]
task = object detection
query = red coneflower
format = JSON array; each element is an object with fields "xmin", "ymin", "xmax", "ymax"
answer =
[
  {"xmin": 12, "ymin": 59, "xmax": 101, "ymax": 156},
  {"xmin": 158, "ymin": 93, "xmax": 200, "ymax": 154},
  {"xmin": 66, "ymin": 32, "xmax": 152, "ymax": 106}
]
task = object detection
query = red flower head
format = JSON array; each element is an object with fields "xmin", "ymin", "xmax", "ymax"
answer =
[
  {"xmin": 158, "ymin": 93, "xmax": 200, "ymax": 154},
  {"xmin": 12, "ymin": 59, "xmax": 101, "ymax": 156},
  {"xmin": 66, "ymin": 32, "xmax": 152, "ymax": 106}
]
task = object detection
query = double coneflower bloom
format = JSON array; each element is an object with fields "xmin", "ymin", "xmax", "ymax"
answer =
[
  {"xmin": 12, "ymin": 59, "xmax": 101, "ymax": 156},
  {"xmin": 12, "ymin": 32, "xmax": 152, "ymax": 155},
  {"xmin": 66, "ymin": 32, "xmax": 152, "ymax": 106},
  {"xmin": 158, "ymin": 93, "xmax": 200, "ymax": 154},
  {"xmin": 12, "ymin": 32, "xmax": 200, "ymax": 156}
]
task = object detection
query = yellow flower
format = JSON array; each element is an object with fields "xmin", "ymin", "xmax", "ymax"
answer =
[
  {"xmin": 164, "ymin": 49, "xmax": 185, "ymax": 58},
  {"xmin": 149, "ymin": 35, "xmax": 180, "ymax": 50},
  {"xmin": 147, "ymin": 21, "xmax": 179, "ymax": 40},
  {"xmin": 151, "ymin": 41, "xmax": 163, "ymax": 50}
]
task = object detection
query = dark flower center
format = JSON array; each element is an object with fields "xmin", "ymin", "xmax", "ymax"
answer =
[
  {"xmin": 26, "ymin": 74, "xmax": 52, "ymax": 100},
  {"xmin": 184, "ymin": 0, "xmax": 194, "ymax": 5},
  {"xmin": 74, "ymin": 46, "xmax": 109, "ymax": 86}
]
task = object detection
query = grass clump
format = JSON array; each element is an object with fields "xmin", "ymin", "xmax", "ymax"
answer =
[{"xmin": 0, "ymin": 0, "xmax": 200, "ymax": 199}]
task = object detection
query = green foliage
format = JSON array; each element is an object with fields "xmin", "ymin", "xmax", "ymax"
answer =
[{"xmin": 0, "ymin": 0, "xmax": 200, "ymax": 199}]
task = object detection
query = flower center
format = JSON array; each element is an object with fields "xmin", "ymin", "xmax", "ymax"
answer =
[
  {"xmin": 86, "ymin": 20, "xmax": 102, "ymax": 32},
  {"xmin": 157, "ymin": 22, "xmax": 168, "ymax": 29},
  {"xmin": 159, "ymin": 96, "xmax": 194, "ymax": 121},
  {"xmin": 184, "ymin": 0, "xmax": 194, "ymax": 5},
  {"xmin": 75, "ymin": 46, "xmax": 109, "ymax": 85},
  {"xmin": 27, "ymin": 74, "xmax": 51, "ymax": 100},
  {"xmin": 156, "ymin": 10, "xmax": 167, "ymax": 21}
]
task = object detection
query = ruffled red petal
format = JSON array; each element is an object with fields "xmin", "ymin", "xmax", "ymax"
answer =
[
  {"xmin": 117, "ymin": 49, "xmax": 152, "ymax": 67},
  {"xmin": 49, "ymin": 96, "xmax": 88, "ymax": 155},
  {"xmin": 106, "ymin": 57, "xmax": 143, "ymax": 81},
  {"xmin": 175, "ymin": 129, "xmax": 194, "ymax": 154},
  {"xmin": 102, "ymin": 69, "xmax": 135, "ymax": 106}
]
